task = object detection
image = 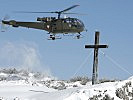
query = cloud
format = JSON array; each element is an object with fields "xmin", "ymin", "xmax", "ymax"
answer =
[{"xmin": 0, "ymin": 41, "xmax": 52, "ymax": 77}]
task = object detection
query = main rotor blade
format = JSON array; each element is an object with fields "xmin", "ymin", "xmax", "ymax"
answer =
[
  {"xmin": 62, "ymin": 12, "xmax": 87, "ymax": 15},
  {"xmin": 14, "ymin": 11, "xmax": 58, "ymax": 14},
  {"xmin": 14, "ymin": 5, "xmax": 79, "ymax": 14},
  {"xmin": 61, "ymin": 5, "xmax": 79, "ymax": 13}
]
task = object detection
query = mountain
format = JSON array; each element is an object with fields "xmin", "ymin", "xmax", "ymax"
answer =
[{"xmin": 0, "ymin": 68, "xmax": 133, "ymax": 100}]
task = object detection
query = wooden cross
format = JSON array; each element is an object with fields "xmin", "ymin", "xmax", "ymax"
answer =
[{"xmin": 85, "ymin": 31, "xmax": 108, "ymax": 85}]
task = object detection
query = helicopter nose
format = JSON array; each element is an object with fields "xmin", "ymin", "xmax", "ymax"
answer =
[{"xmin": 80, "ymin": 24, "xmax": 85, "ymax": 31}]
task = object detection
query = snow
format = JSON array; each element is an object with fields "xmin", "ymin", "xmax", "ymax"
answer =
[
  {"xmin": 0, "ymin": 69, "xmax": 133, "ymax": 100},
  {"xmin": 128, "ymin": 76, "xmax": 133, "ymax": 80},
  {"xmin": 0, "ymin": 85, "xmax": 54, "ymax": 99},
  {"xmin": 0, "ymin": 73, "xmax": 7, "ymax": 76}
]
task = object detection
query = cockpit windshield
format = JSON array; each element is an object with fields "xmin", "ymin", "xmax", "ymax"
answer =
[
  {"xmin": 77, "ymin": 19, "xmax": 84, "ymax": 27},
  {"xmin": 64, "ymin": 18, "xmax": 84, "ymax": 27}
]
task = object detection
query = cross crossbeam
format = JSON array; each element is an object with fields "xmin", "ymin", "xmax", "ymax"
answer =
[
  {"xmin": 85, "ymin": 45, "xmax": 108, "ymax": 48},
  {"xmin": 85, "ymin": 31, "xmax": 108, "ymax": 85}
]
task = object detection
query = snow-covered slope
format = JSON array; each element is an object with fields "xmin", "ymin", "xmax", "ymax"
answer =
[
  {"xmin": 0, "ymin": 68, "xmax": 133, "ymax": 100},
  {"xmin": 28, "ymin": 77, "xmax": 133, "ymax": 100}
]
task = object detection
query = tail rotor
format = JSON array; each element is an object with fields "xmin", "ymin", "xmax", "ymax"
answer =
[{"xmin": 0, "ymin": 15, "xmax": 10, "ymax": 32}]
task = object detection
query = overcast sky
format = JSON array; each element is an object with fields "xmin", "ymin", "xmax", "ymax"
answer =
[{"xmin": 0, "ymin": 0, "xmax": 133, "ymax": 80}]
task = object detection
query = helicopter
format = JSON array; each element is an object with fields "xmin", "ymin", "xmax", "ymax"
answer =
[{"xmin": 1, "ymin": 5, "xmax": 86, "ymax": 40}]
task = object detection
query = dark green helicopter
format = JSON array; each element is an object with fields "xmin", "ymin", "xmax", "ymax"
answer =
[{"xmin": 1, "ymin": 5, "xmax": 86, "ymax": 40}]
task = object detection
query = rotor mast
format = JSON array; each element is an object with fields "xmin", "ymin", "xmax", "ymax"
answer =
[{"xmin": 56, "ymin": 5, "xmax": 79, "ymax": 19}]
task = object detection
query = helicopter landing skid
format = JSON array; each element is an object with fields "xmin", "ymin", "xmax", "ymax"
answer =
[
  {"xmin": 63, "ymin": 34, "xmax": 74, "ymax": 36},
  {"xmin": 73, "ymin": 33, "xmax": 84, "ymax": 39},
  {"xmin": 75, "ymin": 34, "xmax": 83, "ymax": 39},
  {"xmin": 48, "ymin": 35, "xmax": 62, "ymax": 40}
]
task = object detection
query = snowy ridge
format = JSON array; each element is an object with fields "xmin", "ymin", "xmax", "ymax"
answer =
[
  {"xmin": 0, "ymin": 68, "xmax": 53, "ymax": 86},
  {"xmin": 0, "ymin": 68, "xmax": 133, "ymax": 100}
]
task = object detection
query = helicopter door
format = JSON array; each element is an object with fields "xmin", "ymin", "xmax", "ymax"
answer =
[
  {"xmin": 52, "ymin": 20, "xmax": 62, "ymax": 33},
  {"xmin": 63, "ymin": 18, "xmax": 71, "ymax": 32}
]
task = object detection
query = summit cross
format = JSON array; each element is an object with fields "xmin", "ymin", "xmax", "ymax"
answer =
[{"xmin": 85, "ymin": 31, "xmax": 108, "ymax": 85}]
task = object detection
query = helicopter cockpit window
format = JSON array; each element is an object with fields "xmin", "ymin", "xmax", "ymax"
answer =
[
  {"xmin": 77, "ymin": 19, "xmax": 84, "ymax": 27},
  {"xmin": 64, "ymin": 18, "xmax": 84, "ymax": 28},
  {"xmin": 65, "ymin": 18, "xmax": 77, "ymax": 24},
  {"xmin": 65, "ymin": 18, "xmax": 70, "ymax": 23}
]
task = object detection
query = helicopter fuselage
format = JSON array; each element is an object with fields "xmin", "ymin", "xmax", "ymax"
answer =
[
  {"xmin": 41, "ymin": 17, "xmax": 85, "ymax": 34},
  {"xmin": 2, "ymin": 17, "xmax": 84, "ymax": 34}
]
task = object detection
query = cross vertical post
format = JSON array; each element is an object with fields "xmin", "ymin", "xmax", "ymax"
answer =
[
  {"xmin": 92, "ymin": 31, "xmax": 99, "ymax": 85},
  {"xmin": 85, "ymin": 31, "xmax": 108, "ymax": 85}
]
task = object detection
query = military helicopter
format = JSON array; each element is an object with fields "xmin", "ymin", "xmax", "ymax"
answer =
[{"xmin": 1, "ymin": 5, "xmax": 86, "ymax": 40}]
